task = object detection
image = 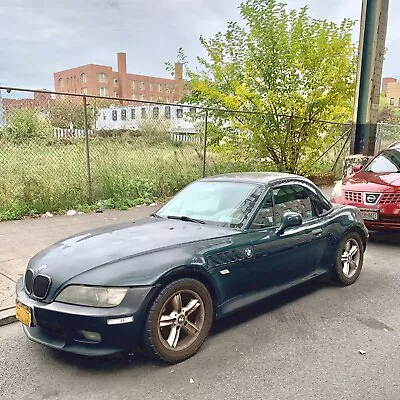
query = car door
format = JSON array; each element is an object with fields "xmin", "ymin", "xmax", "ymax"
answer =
[{"xmin": 247, "ymin": 183, "xmax": 329, "ymax": 295}]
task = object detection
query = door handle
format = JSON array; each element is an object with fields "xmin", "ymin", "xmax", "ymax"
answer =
[{"xmin": 311, "ymin": 228, "xmax": 323, "ymax": 236}]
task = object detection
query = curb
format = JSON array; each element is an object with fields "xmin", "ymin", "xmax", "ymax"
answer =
[{"xmin": 0, "ymin": 307, "xmax": 17, "ymax": 327}]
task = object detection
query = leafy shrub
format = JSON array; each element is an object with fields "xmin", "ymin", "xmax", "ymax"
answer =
[{"xmin": 4, "ymin": 109, "xmax": 52, "ymax": 143}]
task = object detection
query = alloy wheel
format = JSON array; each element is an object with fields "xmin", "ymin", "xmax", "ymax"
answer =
[
  {"xmin": 157, "ymin": 290, "xmax": 205, "ymax": 351},
  {"xmin": 341, "ymin": 238, "xmax": 361, "ymax": 278}
]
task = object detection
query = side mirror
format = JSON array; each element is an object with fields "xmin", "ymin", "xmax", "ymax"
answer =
[
  {"xmin": 276, "ymin": 212, "xmax": 302, "ymax": 234},
  {"xmin": 353, "ymin": 164, "xmax": 362, "ymax": 173}
]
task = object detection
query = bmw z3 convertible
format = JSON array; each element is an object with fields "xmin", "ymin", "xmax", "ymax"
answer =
[{"xmin": 16, "ymin": 172, "xmax": 368, "ymax": 363}]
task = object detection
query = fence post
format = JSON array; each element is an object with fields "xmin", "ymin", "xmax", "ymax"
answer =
[
  {"xmin": 202, "ymin": 110, "xmax": 208, "ymax": 178},
  {"xmin": 83, "ymin": 96, "xmax": 93, "ymax": 203}
]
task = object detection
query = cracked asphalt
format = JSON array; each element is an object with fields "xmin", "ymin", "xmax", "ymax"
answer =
[{"xmin": 0, "ymin": 231, "xmax": 399, "ymax": 400}]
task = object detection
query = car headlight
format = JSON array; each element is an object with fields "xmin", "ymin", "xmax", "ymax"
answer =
[
  {"xmin": 331, "ymin": 180, "xmax": 343, "ymax": 199},
  {"xmin": 55, "ymin": 285, "xmax": 128, "ymax": 308}
]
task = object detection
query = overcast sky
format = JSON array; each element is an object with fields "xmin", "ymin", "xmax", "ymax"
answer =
[{"xmin": 0, "ymin": 0, "xmax": 399, "ymax": 90}]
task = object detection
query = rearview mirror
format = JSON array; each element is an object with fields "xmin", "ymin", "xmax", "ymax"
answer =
[
  {"xmin": 277, "ymin": 212, "xmax": 302, "ymax": 234},
  {"xmin": 353, "ymin": 164, "xmax": 362, "ymax": 173}
]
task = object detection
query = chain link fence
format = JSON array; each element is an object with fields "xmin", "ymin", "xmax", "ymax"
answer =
[
  {"xmin": 375, "ymin": 122, "xmax": 400, "ymax": 153},
  {"xmin": 0, "ymin": 86, "xmax": 350, "ymax": 220}
]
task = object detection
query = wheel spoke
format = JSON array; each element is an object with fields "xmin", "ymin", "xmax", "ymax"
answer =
[
  {"xmin": 171, "ymin": 294, "xmax": 182, "ymax": 313},
  {"xmin": 350, "ymin": 260, "xmax": 358, "ymax": 272},
  {"xmin": 345, "ymin": 241, "xmax": 351, "ymax": 252},
  {"xmin": 343, "ymin": 261, "xmax": 350, "ymax": 276},
  {"xmin": 349, "ymin": 245, "xmax": 358, "ymax": 257},
  {"xmin": 167, "ymin": 325, "xmax": 181, "ymax": 348},
  {"xmin": 341, "ymin": 254, "xmax": 348, "ymax": 262},
  {"xmin": 182, "ymin": 299, "xmax": 200, "ymax": 316},
  {"xmin": 160, "ymin": 314, "xmax": 176, "ymax": 328},
  {"xmin": 182, "ymin": 321, "xmax": 199, "ymax": 337}
]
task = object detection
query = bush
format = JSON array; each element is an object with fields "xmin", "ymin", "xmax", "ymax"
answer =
[{"xmin": 4, "ymin": 109, "xmax": 52, "ymax": 143}]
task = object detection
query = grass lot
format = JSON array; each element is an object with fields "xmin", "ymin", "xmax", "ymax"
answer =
[{"xmin": 0, "ymin": 138, "xmax": 254, "ymax": 221}]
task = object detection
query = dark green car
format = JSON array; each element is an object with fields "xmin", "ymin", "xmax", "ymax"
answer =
[{"xmin": 16, "ymin": 172, "xmax": 368, "ymax": 363}]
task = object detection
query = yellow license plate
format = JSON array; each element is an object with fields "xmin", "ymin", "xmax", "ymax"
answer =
[{"xmin": 16, "ymin": 301, "xmax": 32, "ymax": 327}]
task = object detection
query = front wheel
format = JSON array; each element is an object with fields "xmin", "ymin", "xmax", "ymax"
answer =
[
  {"xmin": 143, "ymin": 279, "xmax": 213, "ymax": 363},
  {"xmin": 333, "ymin": 232, "xmax": 364, "ymax": 286}
]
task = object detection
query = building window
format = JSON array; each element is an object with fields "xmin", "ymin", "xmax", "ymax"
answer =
[
  {"xmin": 121, "ymin": 109, "xmax": 127, "ymax": 120},
  {"xmin": 66, "ymin": 77, "xmax": 69, "ymax": 86},
  {"xmin": 158, "ymin": 83, "xmax": 162, "ymax": 93},
  {"xmin": 97, "ymin": 73, "xmax": 108, "ymax": 83},
  {"xmin": 149, "ymin": 83, "xmax": 153, "ymax": 92},
  {"xmin": 158, "ymin": 97, "xmax": 163, "ymax": 102},
  {"xmin": 112, "ymin": 110, "xmax": 118, "ymax": 121},
  {"xmin": 140, "ymin": 94, "xmax": 145, "ymax": 101},
  {"xmin": 390, "ymin": 97, "xmax": 395, "ymax": 106},
  {"xmin": 176, "ymin": 108, "xmax": 183, "ymax": 119},
  {"xmin": 166, "ymin": 97, "xmax": 170, "ymax": 103},
  {"xmin": 98, "ymin": 87, "xmax": 109, "ymax": 97},
  {"xmin": 114, "ymin": 78, "xmax": 118, "ymax": 87},
  {"xmin": 165, "ymin": 106, "xmax": 171, "ymax": 119},
  {"xmin": 131, "ymin": 80, "xmax": 136, "ymax": 89},
  {"xmin": 131, "ymin": 109, "xmax": 136, "ymax": 119},
  {"xmin": 141, "ymin": 81, "xmax": 146, "ymax": 90},
  {"xmin": 141, "ymin": 108, "xmax": 147, "ymax": 119},
  {"xmin": 165, "ymin": 84, "xmax": 170, "ymax": 93},
  {"xmin": 383, "ymin": 84, "xmax": 388, "ymax": 91},
  {"xmin": 132, "ymin": 94, "xmax": 137, "ymax": 100},
  {"xmin": 58, "ymin": 78, "xmax": 64, "ymax": 88},
  {"xmin": 81, "ymin": 87, "xmax": 88, "ymax": 95},
  {"xmin": 153, "ymin": 107, "xmax": 159, "ymax": 118},
  {"xmin": 81, "ymin": 73, "xmax": 87, "ymax": 83},
  {"xmin": 114, "ymin": 92, "xmax": 119, "ymax": 98}
]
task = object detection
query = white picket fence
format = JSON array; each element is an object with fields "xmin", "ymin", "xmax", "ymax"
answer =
[
  {"xmin": 170, "ymin": 133, "xmax": 202, "ymax": 145},
  {"xmin": 54, "ymin": 128, "xmax": 94, "ymax": 138},
  {"xmin": 54, "ymin": 128, "xmax": 202, "ymax": 144}
]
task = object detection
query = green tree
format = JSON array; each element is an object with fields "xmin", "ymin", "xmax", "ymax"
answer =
[
  {"xmin": 173, "ymin": 0, "xmax": 357, "ymax": 173},
  {"xmin": 49, "ymin": 98, "xmax": 94, "ymax": 129}
]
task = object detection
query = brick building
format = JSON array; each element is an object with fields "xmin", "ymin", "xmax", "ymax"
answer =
[
  {"xmin": 53, "ymin": 52, "xmax": 186, "ymax": 103},
  {"xmin": 382, "ymin": 77, "xmax": 400, "ymax": 107},
  {"xmin": 2, "ymin": 91, "xmax": 53, "ymax": 110}
]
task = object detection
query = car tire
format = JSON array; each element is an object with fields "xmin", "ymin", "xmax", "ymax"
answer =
[
  {"xmin": 143, "ymin": 278, "xmax": 213, "ymax": 363},
  {"xmin": 332, "ymin": 231, "xmax": 364, "ymax": 286}
]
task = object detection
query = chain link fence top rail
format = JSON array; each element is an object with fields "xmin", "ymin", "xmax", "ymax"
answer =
[{"xmin": 0, "ymin": 86, "xmax": 351, "ymax": 220}]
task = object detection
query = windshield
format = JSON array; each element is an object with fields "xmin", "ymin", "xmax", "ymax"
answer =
[
  {"xmin": 364, "ymin": 149, "xmax": 400, "ymax": 173},
  {"xmin": 157, "ymin": 181, "xmax": 263, "ymax": 228}
]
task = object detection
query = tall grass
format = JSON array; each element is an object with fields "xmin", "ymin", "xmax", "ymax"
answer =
[{"xmin": 0, "ymin": 137, "xmax": 253, "ymax": 220}]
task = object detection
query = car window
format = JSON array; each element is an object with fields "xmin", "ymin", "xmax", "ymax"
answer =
[
  {"xmin": 364, "ymin": 149, "xmax": 400, "ymax": 173},
  {"xmin": 273, "ymin": 185, "xmax": 315, "ymax": 225},
  {"xmin": 250, "ymin": 190, "xmax": 274, "ymax": 229}
]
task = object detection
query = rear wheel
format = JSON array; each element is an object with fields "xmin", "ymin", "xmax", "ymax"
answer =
[
  {"xmin": 333, "ymin": 232, "xmax": 364, "ymax": 286},
  {"xmin": 143, "ymin": 279, "xmax": 213, "ymax": 363}
]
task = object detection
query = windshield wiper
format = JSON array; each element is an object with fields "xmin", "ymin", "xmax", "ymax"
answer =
[
  {"xmin": 167, "ymin": 215, "xmax": 205, "ymax": 224},
  {"xmin": 150, "ymin": 212, "xmax": 162, "ymax": 218}
]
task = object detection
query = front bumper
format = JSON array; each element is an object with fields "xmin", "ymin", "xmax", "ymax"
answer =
[
  {"xmin": 331, "ymin": 197, "xmax": 400, "ymax": 231},
  {"xmin": 16, "ymin": 278, "xmax": 155, "ymax": 356}
]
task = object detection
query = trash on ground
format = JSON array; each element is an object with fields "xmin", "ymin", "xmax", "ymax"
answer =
[
  {"xmin": 190, "ymin": 378, "xmax": 194, "ymax": 384},
  {"xmin": 66, "ymin": 210, "xmax": 77, "ymax": 216},
  {"xmin": 359, "ymin": 349, "xmax": 366, "ymax": 355}
]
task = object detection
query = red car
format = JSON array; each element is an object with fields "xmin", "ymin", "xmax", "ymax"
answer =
[{"xmin": 330, "ymin": 143, "xmax": 400, "ymax": 231}]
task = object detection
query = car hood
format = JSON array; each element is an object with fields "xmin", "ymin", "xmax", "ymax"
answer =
[
  {"xmin": 27, "ymin": 218, "xmax": 237, "ymax": 293},
  {"xmin": 343, "ymin": 171, "xmax": 400, "ymax": 192}
]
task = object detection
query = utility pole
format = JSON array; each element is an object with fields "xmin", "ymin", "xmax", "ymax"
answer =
[{"xmin": 351, "ymin": 0, "xmax": 389, "ymax": 156}]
